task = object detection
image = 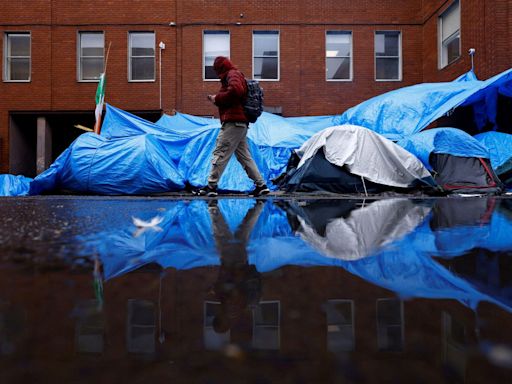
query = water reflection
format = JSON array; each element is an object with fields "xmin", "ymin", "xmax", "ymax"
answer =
[{"xmin": 1, "ymin": 196, "xmax": 512, "ymax": 382}]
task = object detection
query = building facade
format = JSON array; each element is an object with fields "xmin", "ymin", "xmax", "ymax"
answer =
[{"xmin": 1, "ymin": 0, "xmax": 511, "ymax": 176}]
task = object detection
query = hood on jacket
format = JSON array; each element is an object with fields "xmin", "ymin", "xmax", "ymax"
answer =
[{"xmin": 213, "ymin": 56, "xmax": 236, "ymax": 77}]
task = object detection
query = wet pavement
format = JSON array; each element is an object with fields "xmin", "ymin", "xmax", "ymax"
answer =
[{"xmin": 1, "ymin": 195, "xmax": 512, "ymax": 383}]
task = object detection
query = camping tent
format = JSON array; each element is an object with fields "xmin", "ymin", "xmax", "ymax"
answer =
[
  {"xmin": 397, "ymin": 127, "xmax": 502, "ymax": 194},
  {"xmin": 282, "ymin": 125, "xmax": 435, "ymax": 193},
  {"xmin": 474, "ymin": 131, "xmax": 512, "ymax": 186}
]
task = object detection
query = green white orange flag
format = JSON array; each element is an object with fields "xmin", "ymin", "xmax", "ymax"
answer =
[{"xmin": 93, "ymin": 73, "xmax": 106, "ymax": 134}]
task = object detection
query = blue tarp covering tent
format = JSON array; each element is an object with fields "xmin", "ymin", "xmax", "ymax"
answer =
[
  {"xmin": 1, "ymin": 105, "xmax": 336, "ymax": 196},
  {"xmin": 396, "ymin": 127, "xmax": 501, "ymax": 193},
  {"xmin": 397, "ymin": 127, "xmax": 490, "ymax": 171},
  {"xmin": 474, "ymin": 131, "xmax": 512, "ymax": 176},
  {"xmin": 336, "ymin": 68, "xmax": 512, "ymax": 140}
]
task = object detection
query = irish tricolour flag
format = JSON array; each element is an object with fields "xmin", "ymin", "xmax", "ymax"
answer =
[{"xmin": 94, "ymin": 73, "xmax": 106, "ymax": 134}]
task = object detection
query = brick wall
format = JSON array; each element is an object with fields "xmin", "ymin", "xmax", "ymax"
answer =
[{"xmin": 0, "ymin": 0, "xmax": 510, "ymax": 173}]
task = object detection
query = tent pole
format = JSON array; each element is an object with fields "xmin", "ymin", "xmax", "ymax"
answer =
[{"xmin": 361, "ymin": 176, "xmax": 368, "ymax": 197}]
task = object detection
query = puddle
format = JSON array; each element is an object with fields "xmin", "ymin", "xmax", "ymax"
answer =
[{"xmin": 1, "ymin": 196, "xmax": 512, "ymax": 383}]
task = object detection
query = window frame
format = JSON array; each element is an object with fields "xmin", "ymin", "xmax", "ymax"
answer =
[
  {"xmin": 374, "ymin": 30, "xmax": 402, "ymax": 82},
  {"xmin": 77, "ymin": 31, "xmax": 105, "ymax": 82},
  {"xmin": 376, "ymin": 298, "xmax": 405, "ymax": 352},
  {"xmin": 252, "ymin": 300, "xmax": 280, "ymax": 350},
  {"xmin": 202, "ymin": 30, "xmax": 230, "ymax": 82},
  {"xmin": 325, "ymin": 30, "xmax": 353, "ymax": 82},
  {"xmin": 252, "ymin": 30, "xmax": 280, "ymax": 82},
  {"xmin": 3, "ymin": 31, "xmax": 31, "ymax": 82},
  {"xmin": 438, "ymin": 0, "xmax": 461, "ymax": 69},
  {"xmin": 128, "ymin": 31, "xmax": 156, "ymax": 82},
  {"xmin": 326, "ymin": 299, "xmax": 355, "ymax": 352}
]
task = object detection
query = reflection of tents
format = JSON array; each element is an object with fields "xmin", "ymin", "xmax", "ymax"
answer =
[
  {"xmin": 282, "ymin": 125, "xmax": 435, "ymax": 193},
  {"xmin": 287, "ymin": 198, "xmax": 431, "ymax": 261},
  {"xmin": 397, "ymin": 128, "xmax": 502, "ymax": 194},
  {"xmin": 80, "ymin": 197, "xmax": 512, "ymax": 313}
]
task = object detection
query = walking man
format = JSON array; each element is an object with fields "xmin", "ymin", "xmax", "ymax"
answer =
[{"xmin": 194, "ymin": 56, "xmax": 269, "ymax": 197}]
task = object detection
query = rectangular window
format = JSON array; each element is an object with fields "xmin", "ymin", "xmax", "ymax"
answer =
[
  {"xmin": 252, "ymin": 301, "xmax": 280, "ymax": 350},
  {"xmin": 326, "ymin": 31, "xmax": 352, "ymax": 81},
  {"xmin": 126, "ymin": 299, "xmax": 155, "ymax": 355},
  {"xmin": 78, "ymin": 32, "xmax": 104, "ymax": 81},
  {"xmin": 203, "ymin": 31, "xmax": 230, "ymax": 80},
  {"xmin": 203, "ymin": 301, "xmax": 230, "ymax": 350},
  {"xmin": 4, "ymin": 32, "xmax": 31, "ymax": 81},
  {"xmin": 326, "ymin": 300, "xmax": 355, "ymax": 352},
  {"xmin": 129, "ymin": 32, "xmax": 155, "ymax": 81},
  {"xmin": 439, "ymin": 0, "xmax": 461, "ymax": 68},
  {"xmin": 376, "ymin": 298, "xmax": 404, "ymax": 352},
  {"xmin": 253, "ymin": 31, "xmax": 279, "ymax": 81},
  {"xmin": 375, "ymin": 31, "xmax": 401, "ymax": 81}
]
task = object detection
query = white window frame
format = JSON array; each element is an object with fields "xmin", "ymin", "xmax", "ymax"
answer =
[
  {"xmin": 202, "ymin": 30, "xmax": 230, "ymax": 82},
  {"xmin": 252, "ymin": 30, "xmax": 280, "ymax": 81},
  {"xmin": 325, "ymin": 31, "xmax": 353, "ymax": 82},
  {"xmin": 438, "ymin": 0, "xmax": 461, "ymax": 69},
  {"xmin": 3, "ymin": 32, "xmax": 31, "ymax": 82},
  {"xmin": 374, "ymin": 30, "xmax": 402, "ymax": 82},
  {"xmin": 128, "ymin": 31, "xmax": 155, "ymax": 82},
  {"xmin": 77, "ymin": 31, "xmax": 104, "ymax": 82}
]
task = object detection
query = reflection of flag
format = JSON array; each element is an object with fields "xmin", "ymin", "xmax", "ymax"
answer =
[{"xmin": 94, "ymin": 73, "xmax": 106, "ymax": 134}]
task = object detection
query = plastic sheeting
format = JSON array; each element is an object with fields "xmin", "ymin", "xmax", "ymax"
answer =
[
  {"xmin": 1, "ymin": 105, "xmax": 337, "ymax": 196},
  {"xmin": 397, "ymin": 127, "xmax": 490, "ymax": 171},
  {"xmin": 83, "ymin": 198, "xmax": 512, "ymax": 312},
  {"xmin": 336, "ymin": 68, "xmax": 512, "ymax": 140},
  {"xmin": 295, "ymin": 125, "xmax": 435, "ymax": 188},
  {"xmin": 0, "ymin": 174, "xmax": 31, "ymax": 196},
  {"xmin": 474, "ymin": 131, "xmax": 512, "ymax": 175}
]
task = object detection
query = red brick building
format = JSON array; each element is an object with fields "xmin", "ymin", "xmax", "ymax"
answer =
[{"xmin": 1, "ymin": 0, "xmax": 511, "ymax": 176}]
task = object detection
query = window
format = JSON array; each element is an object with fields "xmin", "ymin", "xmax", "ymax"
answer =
[
  {"xmin": 439, "ymin": 0, "xmax": 460, "ymax": 68},
  {"xmin": 203, "ymin": 31, "xmax": 230, "ymax": 80},
  {"xmin": 129, "ymin": 32, "xmax": 155, "ymax": 81},
  {"xmin": 4, "ymin": 32, "xmax": 31, "ymax": 81},
  {"xmin": 126, "ymin": 299, "xmax": 155, "ymax": 355},
  {"xmin": 376, "ymin": 298, "xmax": 404, "ymax": 351},
  {"xmin": 252, "ymin": 301, "xmax": 280, "ymax": 350},
  {"xmin": 78, "ymin": 32, "xmax": 104, "ymax": 81},
  {"xmin": 442, "ymin": 312, "xmax": 467, "ymax": 381},
  {"xmin": 326, "ymin": 300, "xmax": 355, "ymax": 352},
  {"xmin": 253, "ymin": 31, "xmax": 279, "ymax": 80},
  {"xmin": 203, "ymin": 301, "xmax": 230, "ymax": 350},
  {"xmin": 375, "ymin": 31, "xmax": 401, "ymax": 81},
  {"xmin": 326, "ymin": 31, "xmax": 352, "ymax": 81}
]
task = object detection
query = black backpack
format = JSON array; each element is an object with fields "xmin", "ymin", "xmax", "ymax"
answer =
[{"xmin": 243, "ymin": 78, "xmax": 264, "ymax": 123}]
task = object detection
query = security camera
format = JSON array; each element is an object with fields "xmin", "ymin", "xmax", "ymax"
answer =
[{"xmin": 468, "ymin": 48, "xmax": 476, "ymax": 55}]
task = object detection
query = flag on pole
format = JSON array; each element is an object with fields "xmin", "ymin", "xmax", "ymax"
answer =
[{"xmin": 94, "ymin": 73, "xmax": 106, "ymax": 134}]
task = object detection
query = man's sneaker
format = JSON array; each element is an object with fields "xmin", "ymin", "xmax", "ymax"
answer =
[
  {"xmin": 193, "ymin": 186, "xmax": 218, "ymax": 197},
  {"xmin": 252, "ymin": 184, "xmax": 270, "ymax": 197}
]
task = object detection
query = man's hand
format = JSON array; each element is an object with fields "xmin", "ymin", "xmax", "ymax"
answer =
[{"xmin": 207, "ymin": 94, "xmax": 216, "ymax": 104}]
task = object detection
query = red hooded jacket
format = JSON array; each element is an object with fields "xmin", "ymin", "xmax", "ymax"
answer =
[{"xmin": 213, "ymin": 56, "xmax": 248, "ymax": 124}]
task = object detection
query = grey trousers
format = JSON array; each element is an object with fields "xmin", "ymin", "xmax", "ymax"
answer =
[{"xmin": 208, "ymin": 122, "xmax": 265, "ymax": 188}]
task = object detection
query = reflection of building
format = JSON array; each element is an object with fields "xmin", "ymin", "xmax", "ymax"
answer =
[
  {"xmin": 2, "ymin": 1, "xmax": 512, "ymax": 174},
  {"xmin": 2, "ymin": 263, "xmax": 512, "ymax": 382}
]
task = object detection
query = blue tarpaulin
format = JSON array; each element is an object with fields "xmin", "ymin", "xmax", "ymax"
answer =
[
  {"xmin": 1, "ymin": 105, "xmax": 336, "ymax": 196},
  {"xmin": 83, "ymin": 198, "xmax": 512, "ymax": 312},
  {"xmin": 474, "ymin": 131, "xmax": 512, "ymax": 175},
  {"xmin": 336, "ymin": 68, "xmax": 512, "ymax": 140},
  {"xmin": 397, "ymin": 127, "xmax": 490, "ymax": 170}
]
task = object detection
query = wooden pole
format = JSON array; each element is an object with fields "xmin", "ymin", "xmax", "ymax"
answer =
[{"xmin": 93, "ymin": 42, "xmax": 112, "ymax": 135}]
